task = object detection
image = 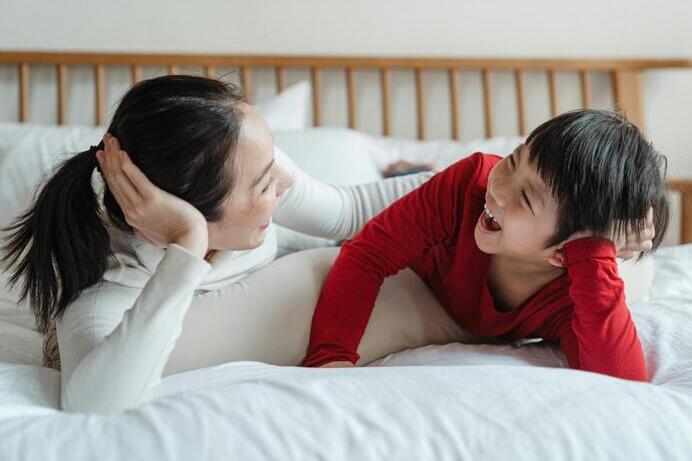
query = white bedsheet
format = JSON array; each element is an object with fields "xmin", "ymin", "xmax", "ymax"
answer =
[
  {"xmin": 4, "ymin": 362, "xmax": 691, "ymax": 461},
  {"xmin": 0, "ymin": 244, "xmax": 690, "ymax": 460}
]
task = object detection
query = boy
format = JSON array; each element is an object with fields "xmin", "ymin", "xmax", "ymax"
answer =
[{"xmin": 300, "ymin": 109, "xmax": 668, "ymax": 381}]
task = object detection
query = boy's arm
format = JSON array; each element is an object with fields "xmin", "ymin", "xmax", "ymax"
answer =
[
  {"xmin": 551, "ymin": 237, "xmax": 647, "ymax": 381},
  {"xmin": 300, "ymin": 155, "xmax": 482, "ymax": 367}
]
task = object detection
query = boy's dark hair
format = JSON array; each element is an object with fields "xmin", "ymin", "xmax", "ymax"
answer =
[{"xmin": 526, "ymin": 109, "xmax": 669, "ymax": 254}]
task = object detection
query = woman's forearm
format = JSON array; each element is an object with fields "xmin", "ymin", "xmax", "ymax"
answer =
[
  {"xmin": 58, "ymin": 244, "xmax": 211, "ymax": 413},
  {"xmin": 273, "ymin": 146, "xmax": 434, "ymax": 240}
]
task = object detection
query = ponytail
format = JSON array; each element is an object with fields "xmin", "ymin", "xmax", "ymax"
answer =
[{"xmin": 1, "ymin": 143, "xmax": 111, "ymax": 334}]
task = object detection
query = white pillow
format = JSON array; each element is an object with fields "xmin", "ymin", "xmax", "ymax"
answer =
[
  {"xmin": 0, "ymin": 123, "xmax": 105, "ymax": 232},
  {"xmin": 368, "ymin": 134, "xmax": 526, "ymax": 170},
  {"xmin": 272, "ymin": 128, "xmax": 385, "ymax": 255},
  {"xmin": 254, "ymin": 81, "xmax": 311, "ymax": 131},
  {"xmin": 618, "ymin": 257, "xmax": 654, "ymax": 303},
  {"xmin": 165, "ymin": 247, "xmax": 475, "ymax": 373},
  {"xmin": 273, "ymin": 128, "xmax": 382, "ymax": 186}
]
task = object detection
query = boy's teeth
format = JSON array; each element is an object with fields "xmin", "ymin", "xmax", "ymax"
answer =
[{"xmin": 482, "ymin": 202, "xmax": 502, "ymax": 231}]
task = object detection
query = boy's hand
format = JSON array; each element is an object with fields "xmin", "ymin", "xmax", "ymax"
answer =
[
  {"xmin": 319, "ymin": 361, "xmax": 355, "ymax": 368},
  {"xmin": 563, "ymin": 207, "xmax": 655, "ymax": 260},
  {"xmin": 609, "ymin": 207, "xmax": 656, "ymax": 259}
]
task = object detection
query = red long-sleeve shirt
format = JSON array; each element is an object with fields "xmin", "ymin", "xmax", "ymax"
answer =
[{"xmin": 301, "ymin": 153, "xmax": 647, "ymax": 381}]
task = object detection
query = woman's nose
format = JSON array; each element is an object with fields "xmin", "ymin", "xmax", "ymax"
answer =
[{"xmin": 275, "ymin": 166, "xmax": 293, "ymax": 198}]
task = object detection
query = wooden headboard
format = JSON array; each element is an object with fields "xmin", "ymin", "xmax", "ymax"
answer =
[{"xmin": 0, "ymin": 51, "xmax": 690, "ymax": 243}]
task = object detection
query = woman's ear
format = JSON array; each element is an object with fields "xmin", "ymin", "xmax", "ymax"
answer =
[{"xmin": 547, "ymin": 247, "xmax": 565, "ymax": 268}]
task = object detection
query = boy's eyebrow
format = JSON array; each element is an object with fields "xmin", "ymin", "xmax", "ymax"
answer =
[{"xmin": 516, "ymin": 145, "xmax": 545, "ymax": 209}]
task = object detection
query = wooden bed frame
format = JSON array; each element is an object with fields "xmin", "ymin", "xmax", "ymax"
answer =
[{"xmin": 0, "ymin": 51, "xmax": 690, "ymax": 243}]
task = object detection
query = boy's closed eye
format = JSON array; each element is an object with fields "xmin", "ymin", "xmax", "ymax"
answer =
[{"xmin": 508, "ymin": 147, "xmax": 535, "ymax": 214}]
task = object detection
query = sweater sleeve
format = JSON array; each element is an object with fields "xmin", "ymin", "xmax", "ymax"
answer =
[
  {"xmin": 57, "ymin": 244, "xmax": 211, "ymax": 413},
  {"xmin": 547, "ymin": 237, "xmax": 647, "ymax": 381},
  {"xmin": 300, "ymin": 155, "xmax": 480, "ymax": 367},
  {"xmin": 272, "ymin": 146, "xmax": 435, "ymax": 240}
]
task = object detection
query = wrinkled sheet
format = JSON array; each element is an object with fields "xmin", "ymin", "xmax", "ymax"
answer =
[{"xmin": 0, "ymin": 245, "xmax": 690, "ymax": 460}]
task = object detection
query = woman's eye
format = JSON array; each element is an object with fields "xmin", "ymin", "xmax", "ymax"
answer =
[{"xmin": 261, "ymin": 177, "xmax": 274, "ymax": 193}]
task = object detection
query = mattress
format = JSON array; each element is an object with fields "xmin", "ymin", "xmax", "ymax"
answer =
[{"xmin": 0, "ymin": 244, "xmax": 690, "ymax": 460}]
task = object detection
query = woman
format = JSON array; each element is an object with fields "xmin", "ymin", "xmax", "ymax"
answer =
[{"xmin": 1, "ymin": 75, "xmax": 434, "ymax": 413}]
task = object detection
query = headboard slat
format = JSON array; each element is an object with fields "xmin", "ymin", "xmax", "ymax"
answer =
[
  {"xmin": 514, "ymin": 69, "xmax": 526, "ymax": 136},
  {"xmin": 94, "ymin": 65, "xmax": 106, "ymax": 126},
  {"xmin": 548, "ymin": 70, "xmax": 558, "ymax": 118},
  {"xmin": 57, "ymin": 64, "xmax": 68, "ymax": 125},
  {"xmin": 611, "ymin": 70, "xmax": 645, "ymax": 131},
  {"xmin": 448, "ymin": 69, "xmax": 460, "ymax": 141},
  {"xmin": 414, "ymin": 68, "xmax": 425, "ymax": 140},
  {"xmin": 19, "ymin": 63, "xmax": 29, "ymax": 122},
  {"xmin": 667, "ymin": 181, "xmax": 692, "ymax": 244},
  {"xmin": 131, "ymin": 65, "xmax": 142, "ymax": 84},
  {"xmin": 275, "ymin": 67, "xmax": 286, "ymax": 93},
  {"xmin": 241, "ymin": 67, "xmax": 253, "ymax": 103},
  {"xmin": 379, "ymin": 68, "xmax": 391, "ymax": 136},
  {"xmin": 481, "ymin": 69, "xmax": 493, "ymax": 138},
  {"xmin": 580, "ymin": 70, "xmax": 591, "ymax": 109},
  {"xmin": 311, "ymin": 67, "xmax": 321, "ymax": 126},
  {"xmin": 345, "ymin": 67, "xmax": 356, "ymax": 130}
]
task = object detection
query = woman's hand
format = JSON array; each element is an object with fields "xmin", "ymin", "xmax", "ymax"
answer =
[
  {"xmin": 383, "ymin": 161, "xmax": 436, "ymax": 178},
  {"xmin": 319, "ymin": 361, "xmax": 355, "ymax": 368},
  {"xmin": 96, "ymin": 133, "xmax": 209, "ymax": 259},
  {"xmin": 562, "ymin": 207, "xmax": 656, "ymax": 260}
]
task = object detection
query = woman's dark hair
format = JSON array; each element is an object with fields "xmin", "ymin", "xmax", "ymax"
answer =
[
  {"xmin": 526, "ymin": 109, "xmax": 669, "ymax": 255},
  {"xmin": 1, "ymin": 75, "xmax": 245, "ymax": 334}
]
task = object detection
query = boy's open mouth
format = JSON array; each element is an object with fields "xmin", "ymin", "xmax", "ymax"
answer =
[{"xmin": 481, "ymin": 203, "xmax": 502, "ymax": 232}]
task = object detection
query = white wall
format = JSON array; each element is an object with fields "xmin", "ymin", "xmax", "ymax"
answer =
[{"xmin": 0, "ymin": 0, "xmax": 690, "ymax": 178}]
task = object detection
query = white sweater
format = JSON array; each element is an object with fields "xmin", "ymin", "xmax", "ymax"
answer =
[{"xmin": 56, "ymin": 147, "xmax": 433, "ymax": 413}]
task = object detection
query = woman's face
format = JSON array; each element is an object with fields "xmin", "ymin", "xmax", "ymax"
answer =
[{"xmin": 207, "ymin": 103, "xmax": 292, "ymax": 251}]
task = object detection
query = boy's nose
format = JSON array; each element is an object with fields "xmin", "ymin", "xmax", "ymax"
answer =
[{"xmin": 487, "ymin": 180, "xmax": 507, "ymax": 208}]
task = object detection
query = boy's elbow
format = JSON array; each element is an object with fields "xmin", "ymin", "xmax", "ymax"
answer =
[{"xmin": 619, "ymin": 366, "xmax": 648, "ymax": 382}]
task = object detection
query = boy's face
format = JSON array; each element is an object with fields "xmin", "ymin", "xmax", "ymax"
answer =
[{"xmin": 474, "ymin": 143, "xmax": 563, "ymax": 267}]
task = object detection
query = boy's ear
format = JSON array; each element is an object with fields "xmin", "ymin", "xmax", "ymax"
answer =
[{"xmin": 547, "ymin": 247, "xmax": 565, "ymax": 268}]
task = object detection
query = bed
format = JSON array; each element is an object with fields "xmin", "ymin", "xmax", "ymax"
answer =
[{"xmin": 0, "ymin": 51, "xmax": 691, "ymax": 460}]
